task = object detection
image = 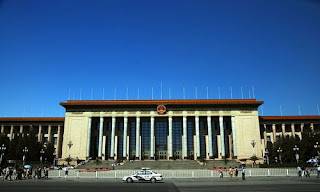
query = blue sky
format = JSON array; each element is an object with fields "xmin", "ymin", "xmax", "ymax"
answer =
[{"xmin": 0, "ymin": 0, "xmax": 319, "ymax": 117}]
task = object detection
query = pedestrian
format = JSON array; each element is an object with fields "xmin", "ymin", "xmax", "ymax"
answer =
[
  {"xmin": 65, "ymin": 167, "xmax": 69, "ymax": 181},
  {"xmin": 317, "ymin": 165, "xmax": 320, "ymax": 178},
  {"xmin": 229, "ymin": 167, "xmax": 234, "ymax": 180},
  {"xmin": 242, "ymin": 166, "xmax": 246, "ymax": 180},
  {"xmin": 44, "ymin": 167, "xmax": 49, "ymax": 179},
  {"xmin": 301, "ymin": 166, "xmax": 305, "ymax": 177},
  {"xmin": 219, "ymin": 168, "xmax": 223, "ymax": 178},
  {"xmin": 297, "ymin": 165, "xmax": 301, "ymax": 177},
  {"xmin": 234, "ymin": 167, "xmax": 239, "ymax": 177}
]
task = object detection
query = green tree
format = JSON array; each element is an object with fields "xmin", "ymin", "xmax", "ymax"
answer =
[{"xmin": 44, "ymin": 142, "xmax": 55, "ymax": 164}]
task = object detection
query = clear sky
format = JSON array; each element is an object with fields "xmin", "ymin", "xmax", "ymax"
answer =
[{"xmin": 0, "ymin": 0, "xmax": 319, "ymax": 117}]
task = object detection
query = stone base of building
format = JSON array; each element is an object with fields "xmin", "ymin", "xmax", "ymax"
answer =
[
  {"xmin": 168, "ymin": 157, "xmax": 173, "ymax": 160},
  {"xmin": 150, "ymin": 157, "xmax": 155, "ymax": 160},
  {"xmin": 135, "ymin": 157, "xmax": 140, "ymax": 160}
]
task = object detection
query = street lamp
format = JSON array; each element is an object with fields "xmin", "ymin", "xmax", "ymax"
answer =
[
  {"xmin": 265, "ymin": 149, "xmax": 269, "ymax": 164},
  {"xmin": 0, "ymin": 144, "xmax": 6, "ymax": 165},
  {"xmin": 40, "ymin": 148, "xmax": 45, "ymax": 164},
  {"xmin": 67, "ymin": 140, "xmax": 73, "ymax": 157},
  {"xmin": 277, "ymin": 147, "xmax": 282, "ymax": 164},
  {"xmin": 53, "ymin": 151, "xmax": 56, "ymax": 166},
  {"xmin": 251, "ymin": 140, "xmax": 256, "ymax": 155},
  {"xmin": 23, "ymin": 147, "xmax": 28, "ymax": 165},
  {"xmin": 293, "ymin": 145, "xmax": 299, "ymax": 164},
  {"xmin": 314, "ymin": 142, "xmax": 320, "ymax": 164}
]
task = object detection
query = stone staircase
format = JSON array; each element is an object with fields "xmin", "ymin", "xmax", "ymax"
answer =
[{"xmin": 76, "ymin": 159, "xmax": 242, "ymax": 170}]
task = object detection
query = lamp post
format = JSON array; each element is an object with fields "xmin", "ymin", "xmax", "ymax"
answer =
[
  {"xmin": 293, "ymin": 145, "xmax": 299, "ymax": 164},
  {"xmin": 67, "ymin": 140, "xmax": 73, "ymax": 157},
  {"xmin": 23, "ymin": 147, "xmax": 28, "ymax": 165},
  {"xmin": 277, "ymin": 147, "xmax": 282, "ymax": 164},
  {"xmin": 40, "ymin": 148, "xmax": 45, "ymax": 164},
  {"xmin": 53, "ymin": 151, "xmax": 56, "ymax": 166},
  {"xmin": 314, "ymin": 142, "xmax": 320, "ymax": 165},
  {"xmin": 251, "ymin": 140, "xmax": 256, "ymax": 156},
  {"xmin": 0, "ymin": 144, "xmax": 6, "ymax": 166},
  {"xmin": 265, "ymin": 149, "xmax": 269, "ymax": 164}
]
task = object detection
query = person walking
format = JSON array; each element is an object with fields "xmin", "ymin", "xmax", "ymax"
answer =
[
  {"xmin": 229, "ymin": 167, "xmax": 234, "ymax": 180},
  {"xmin": 317, "ymin": 165, "xmax": 320, "ymax": 178},
  {"xmin": 242, "ymin": 166, "xmax": 246, "ymax": 180},
  {"xmin": 219, "ymin": 168, "xmax": 223, "ymax": 178},
  {"xmin": 297, "ymin": 165, "xmax": 301, "ymax": 177},
  {"xmin": 234, "ymin": 167, "xmax": 239, "ymax": 177},
  {"xmin": 65, "ymin": 167, "xmax": 69, "ymax": 181}
]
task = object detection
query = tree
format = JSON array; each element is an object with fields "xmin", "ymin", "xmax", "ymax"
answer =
[{"xmin": 44, "ymin": 142, "xmax": 55, "ymax": 164}]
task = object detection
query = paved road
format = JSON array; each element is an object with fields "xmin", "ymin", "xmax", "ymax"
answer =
[{"xmin": 1, "ymin": 177, "xmax": 319, "ymax": 192}]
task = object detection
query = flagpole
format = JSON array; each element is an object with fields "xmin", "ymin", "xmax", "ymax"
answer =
[{"xmin": 241, "ymin": 87, "xmax": 243, "ymax": 99}]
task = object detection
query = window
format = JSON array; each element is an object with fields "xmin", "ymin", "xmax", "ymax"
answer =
[
  {"xmin": 200, "ymin": 121, "xmax": 205, "ymax": 131},
  {"xmin": 118, "ymin": 136, "xmax": 123, "ymax": 158},
  {"xmin": 130, "ymin": 122, "xmax": 136, "ymax": 153},
  {"xmin": 187, "ymin": 122, "xmax": 194, "ymax": 151},
  {"xmin": 212, "ymin": 135, "xmax": 218, "ymax": 158},
  {"xmin": 53, "ymin": 127, "xmax": 58, "ymax": 134},
  {"xmin": 200, "ymin": 135, "xmax": 206, "ymax": 158},
  {"xmin": 53, "ymin": 137, "xmax": 58, "ymax": 145},
  {"xmin": 172, "ymin": 122, "xmax": 182, "ymax": 151},
  {"xmin": 156, "ymin": 122, "xmax": 167, "ymax": 151},
  {"xmin": 141, "ymin": 122, "xmax": 151, "ymax": 155},
  {"xmin": 118, "ymin": 122, "xmax": 124, "ymax": 131},
  {"xmin": 267, "ymin": 136, "xmax": 271, "ymax": 142},
  {"xmin": 211, "ymin": 122, "xmax": 216, "ymax": 131}
]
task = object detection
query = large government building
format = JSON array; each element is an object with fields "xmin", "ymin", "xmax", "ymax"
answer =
[{"xmin": 1, "ymin": 99, "xmax": 319, "ymax": 164}]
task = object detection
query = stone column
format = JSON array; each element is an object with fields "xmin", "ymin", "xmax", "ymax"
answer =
[
  {"xmin": 19, "ymin": 125, "xmax": 23, "ymax": 134},
  {"xmin": 291, "ymin": 123, "xmax": 295, "ymax": 137},
  {"xmin": 195, "ymin": 116, "xmax": 200, "ymax": 158},
  {"xmin": 231, "ymin": 116, "xmax": 237, "ymax": 158},
  {"xmin": 219, "ymin": 116, "xmax": 225, "ymax": 158},
  {"xmin": 272, "ymin": 124, "xmax": 276, "ymax": 142},
  {"xmin": 98, "ymin": 117, "xmax": 104, "ymax": 158},
  {"xmin": 168, "ymin": 116, "xmax": 173, "ymax": 159},
  {"xmin": 282, "ymin": 124, "xmax": 286, "ymax": 136},
  {"xmin": 311, "ymin": 123, "xmax": 314, "ymax": 132},
  {"xmin": 123, "ymin": 117, "xmax": 128, "ymax": 158},
  {"xmin": 183, "ymin": 116, "xmax": 188, "ymax": 159},
  {"xmin": 86, "ymin": 117, "xmax": 92, "ymax": 159},
  {"xmin": 110, "ymin": 117, "xmax": 116, "ymax": 159},
  {"xmin": 48, "ymin": 125, "xmax": 52, "ymax": 143},
  {"xmin": 207, "ymin": 116, "xmax": 213, "ymax": 159},
  {"xmin": 135, "ymin": 116, "xmax": 140, "ymax": 160},
  {"xmin": 38, "ymin": 125, "xmax": 42, "ymax": 142},
  {"xmin": 150, "ymin": 116, "xmax": 155, "ymax": 160},
  {"xmin": 57, "ymin": 125, "xmax": 62, "ymax": 157},
  {"xmin": 263, "ymin": 124, "xmax": 267, "ymax": 148},
  {"xmin": 10, "ymin": 125, "xmax": 14, "ymax": 141},
  {"xmin": 1, "ymin": 125, "xmax": 4, "ymax": 133}
]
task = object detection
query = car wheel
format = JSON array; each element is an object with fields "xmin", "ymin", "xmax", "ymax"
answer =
[
  {"xmin": 151, "ymin": 178, "xmax": 156, "ymax": 183},
  {"xmin": 127, "ymin": 178, "xmax": 133, "ymax": 183}
]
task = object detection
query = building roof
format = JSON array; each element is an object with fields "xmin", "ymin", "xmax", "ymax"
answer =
[
  {"xmin": 60, "ymin": 99, "xmax": 264, "ymax": 107},
  {"xmin": 260, "ymin": 116, "xmax": 320, "ymax": 120},
  {"xmin": 0, "ymin": 117, "xmax": 65, "ymax": 122}
]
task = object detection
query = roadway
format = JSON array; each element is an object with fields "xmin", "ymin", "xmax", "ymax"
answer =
[{"xmin": 1, "ymin": 176, "xmax": 319, "ymax": 192}]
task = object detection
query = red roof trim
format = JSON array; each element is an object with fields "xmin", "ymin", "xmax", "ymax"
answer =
[
  {"xmin": 0, "ymin": 117, "xmax": 65, "ymax": 122},
  {"xmin": 60, "ymin": 99, "xmax": 264, "ymax": 107},
  {"xmin": 260, "ymin": 116, "xmax": 320, "ymax": 120}
]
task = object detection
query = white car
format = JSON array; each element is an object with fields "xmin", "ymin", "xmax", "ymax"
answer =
[{"xmin": 123, "ymin": 169, "xmax": 163, "ymax": 183}]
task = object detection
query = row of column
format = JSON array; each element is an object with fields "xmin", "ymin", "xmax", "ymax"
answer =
[
  {"xmin": 86, "ymin": 116, "xmax": 238, "ymax": 160},
  {"xmin": 0, "ymin": 124, "xmax": 62, "ymax": 157},
  {"xmin": 263, "ymin": 123, "xmax": 314, "ymax": 147}
]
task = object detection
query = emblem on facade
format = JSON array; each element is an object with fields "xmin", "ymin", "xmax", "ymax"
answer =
[{"xmin": 157, "ymin": 105, "xmax": 166, "ymax": 115}]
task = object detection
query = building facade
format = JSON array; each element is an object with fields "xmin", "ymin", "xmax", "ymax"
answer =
[{"xmin": 1, "ymin": 99, "xmax": 319, "ymax": 163}]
